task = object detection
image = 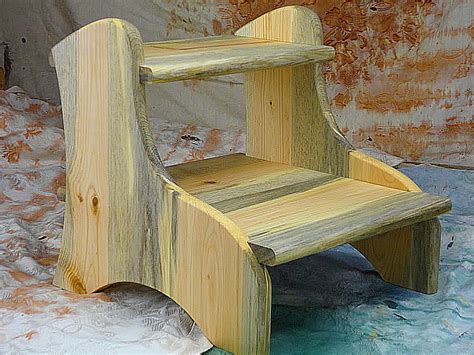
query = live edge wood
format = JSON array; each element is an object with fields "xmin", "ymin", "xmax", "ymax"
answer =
[
  {"xmin": 141, "ymin": 35, "xmax": 335, "ymax": 83},
  {"xmin": 169, "ymin": 154, "xmax": 451, "ymax": 267},
  {"xmin": 236, "ymin": 6, "xmax": 448, "ymax": 294},
  {"xmin": 52, "ymin": 18, "xmax": 270, "ymax": 354},
  {"xmin": 52, "ymin": 6, "xmax": 451, "ymax": 355},
  {"xmin": 348, "ymin": 150, "xmax": 444, "ymax": 293}
]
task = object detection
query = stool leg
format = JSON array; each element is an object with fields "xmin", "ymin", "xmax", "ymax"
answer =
[{"xmin": 352, "ymin": 218, "xmax": 441, "ymax": 294}]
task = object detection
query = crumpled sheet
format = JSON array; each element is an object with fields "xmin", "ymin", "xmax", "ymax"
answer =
[
  {"xmin": 0, "ymin": 89, "xmax": 244, "ymax": 353},
  {"xmin": 1, "ymin": 89, "xmax": 472, "ymax": 354}
]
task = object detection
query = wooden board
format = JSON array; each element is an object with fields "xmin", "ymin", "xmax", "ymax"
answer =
[
  {"xmin": 168, "ymin": 154, "xmax": 340, "ymax": 212},
  {"xmin": 352, "ymin": 219, "xmax": 442, "ymax": 294},
  {"xmin": 169, "ymin": 154, "xmax": 451, "ymax": 266},
  {"xmin": 236, "ymin": 6, "xmax": 352, "ymax": 176},
  {"xmin": 349, "ymin": 150, "xmax": 421, "ymax": 191},
  {"xmin": 52, "ymin": 19, "xmax": 270, "ymax": 354},
  {"xmin": 141, "ymin": 35, "xmax": 334, "ymax": 83},
  {"xmin": 348, "ymin": 150, "xmax": 445, "ymax": 293},
  {"xmin": 236, "ymin": 6, "xmax": 449, "ymax": 294}
]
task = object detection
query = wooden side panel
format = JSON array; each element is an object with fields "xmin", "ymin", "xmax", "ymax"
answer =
[
  {"xmin": 171, "ymin": 193, "xmax": 271, "ymax": 354},
  {"xmin": 53, "ymin": 20, "xmax": 110, "ymax": 293},
  {"xmin": 349, "ymin": 150, "xmax": 444, "ymax": 294},
  {"xmin": 237, "ymin": 6, "xmax": 352, "ymax": 176},
  {"xmin": 52, "ymin": 19, "xmax": 270, "ymax": 354},
  {"xmin": 352, "ymin": 219, "xmax": 441, "ymax": 294},
  {"xmin": 349, "ymin": 150, "xmax": 421, "ymax": 191}
]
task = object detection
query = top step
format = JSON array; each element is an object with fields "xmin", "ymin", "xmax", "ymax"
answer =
[{"xmin": 141, "ymin": 35, "xmax": 334, "ymax": 84}]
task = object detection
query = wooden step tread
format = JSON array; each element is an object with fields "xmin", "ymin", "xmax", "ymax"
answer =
[
  {"xmin": 141, "ymin": 35, "xmax": 334, "ymax": 83},
  {"xmin": 168, "ymin": 154, "xmax": 451, "ymax": 266}
]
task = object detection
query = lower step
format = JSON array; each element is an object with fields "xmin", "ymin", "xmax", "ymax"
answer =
[{"xmin": 168, "ymin": 154, "xmax": 451, "ymax": 266}]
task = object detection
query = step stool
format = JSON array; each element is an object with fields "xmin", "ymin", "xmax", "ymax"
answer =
[{"xmin": 51, "ymin": 6, "xmax": 451, "ymax": 354}]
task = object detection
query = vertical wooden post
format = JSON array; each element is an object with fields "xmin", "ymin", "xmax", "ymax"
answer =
[{"xmin": 236, "ymin": 6, "xmax": 352, "ymax": 176}]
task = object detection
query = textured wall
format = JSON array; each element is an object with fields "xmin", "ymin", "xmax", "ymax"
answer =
[{"xmin": 0, "ymin": 0, "xmax": 472, "ymax": 166}]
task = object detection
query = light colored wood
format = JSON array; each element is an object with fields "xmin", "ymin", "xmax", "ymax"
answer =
[
  {"xmin": 245, "ymin": 192, "xmax": 448, "ymax": 266},
  {"xmin": 349, "ymin": 150, "xmax": 421, "ymax": 191},
  {"xmin": 236, "ymin": 5, "xmax": 448, "ymax": 293},
  {"xmin": 52, "ymin": 6, "xmax": 452, "ymax": 354},
  {"xmin": 169, "ymin": 154, "xmax": 451, "ymax": 266},
  {"xmin": 52, "ymin": 19, "xmax": 270, "ymax": 354},
  {"xmin": 168, "ymin": 153, "xmax": 339, "ymax": 198},
  {"xmin": 352, "ymin": 219, "xmax": 441, "ymax": 294},
  {"xmin": 236, "ymin": 6, "xmax": 352, "ymax": 176},
  {"xmin": 141, "ymin": 35, "xmax": 335, "ymax": 84},
  {"xmin": 348, "ymin": 150, "xmax": 444, "ymax": 293}
]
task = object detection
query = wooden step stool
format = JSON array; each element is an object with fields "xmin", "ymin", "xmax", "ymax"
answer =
[{"xmin": 51, "ymin": 6, "xmax": 451, "ymax": 354}]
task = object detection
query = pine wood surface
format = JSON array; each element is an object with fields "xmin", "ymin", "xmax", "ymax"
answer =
[
  {"xmin": 352, "ymin": 219, "xmax": 442, "ymax": 294},
  {"xmin": 51, "ymin": 6, "xmax": 452, "ymax": 354},
  {"xmin": 349, "ymin": 150, "xmax": 421, "ymax": 191},
  {"xmin": 348, "ymin": 150, "xmax": 445, "ymax": 293},
  {"xmin": 169, "ymin": 154, "xmax": 451, "ymax": 266},
  {"xmin": 52, "ymin": 18, "xmax": 270, "ymax": 354},
  {"xmin": 236, "ymin": 6, "xmax": 352, "ymax": 176},
  {"xmin": 141, "ymin": 35, "xmax": 334, "ymax": 83}
]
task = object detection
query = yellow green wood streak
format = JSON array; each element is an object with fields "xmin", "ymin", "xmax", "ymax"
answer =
[
  {"xmin": 168, "ymin": 154, "xmax": 340, "ymax": 213},
  {"xmin": 52, "ymin": 18, "xmax": 270, "ymax": 355},
  {"xmin": 247, "ymin": 193, "xmax": 450, "ymax": 266},
  {"xmin": 169, "ymin": 154, "xmax": 451, "ymax": 267},
  {"xmin": 353, "ymin": 219, "xmax": 442, "ymax": 294},
  {"xmin": 52, "ymin": 6, "xmax": 452, "ymax": 354},
  {"xmin": 141, "ymin": 35, "xmax": 335, "ymax": 84},
  {"xmin": 236, "ymin": 6, "xmax": 352, "ymax": 176}
]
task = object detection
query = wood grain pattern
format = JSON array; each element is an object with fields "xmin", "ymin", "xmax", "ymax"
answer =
[
  {"xmin": 247, "ymin": 193, "xmax": 449, "ymax": 266},
  {"xmin": 52, "ymin": 6, "xmax": 452, "ymax": 354},
  {"xmin": 348, "ymin": 149, "xmax": 446, "ymax": 293},
  {"xmin": 236, "ymin": 6, "xmax": 352, "ymax": 176},
  {"xmin": 235, "ymin": 6, "xmax": 449, "ymax": 292},
  {"xmin": 349, "ymin": 150, "xmax": 421, "ymax": 191},
  {"xmin": 170, "ymin": 154, "xmax": 451, "ymax": 266},
  {"xmin": 141, "ymin": 35, "xmax": 335, "ymax": 84},
  {"xmin": 168, "ymin": 153, "xmax": 340, "ymax": 207},
  {"xmin": 52, "ymin": 19, "xmax": 270, "ymax": 354},
  {"xmin": 353, "ymin": 219, "xmax": 442, "ymax": 294}
]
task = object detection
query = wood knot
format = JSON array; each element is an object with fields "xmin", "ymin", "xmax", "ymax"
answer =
[
  {"xmin": 77, "ymin": 193, "xmax": 83, "ymax": 202},
  {"xmin": 91, "ymin": 196, "xmax": 99, "ymax": 215}
]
